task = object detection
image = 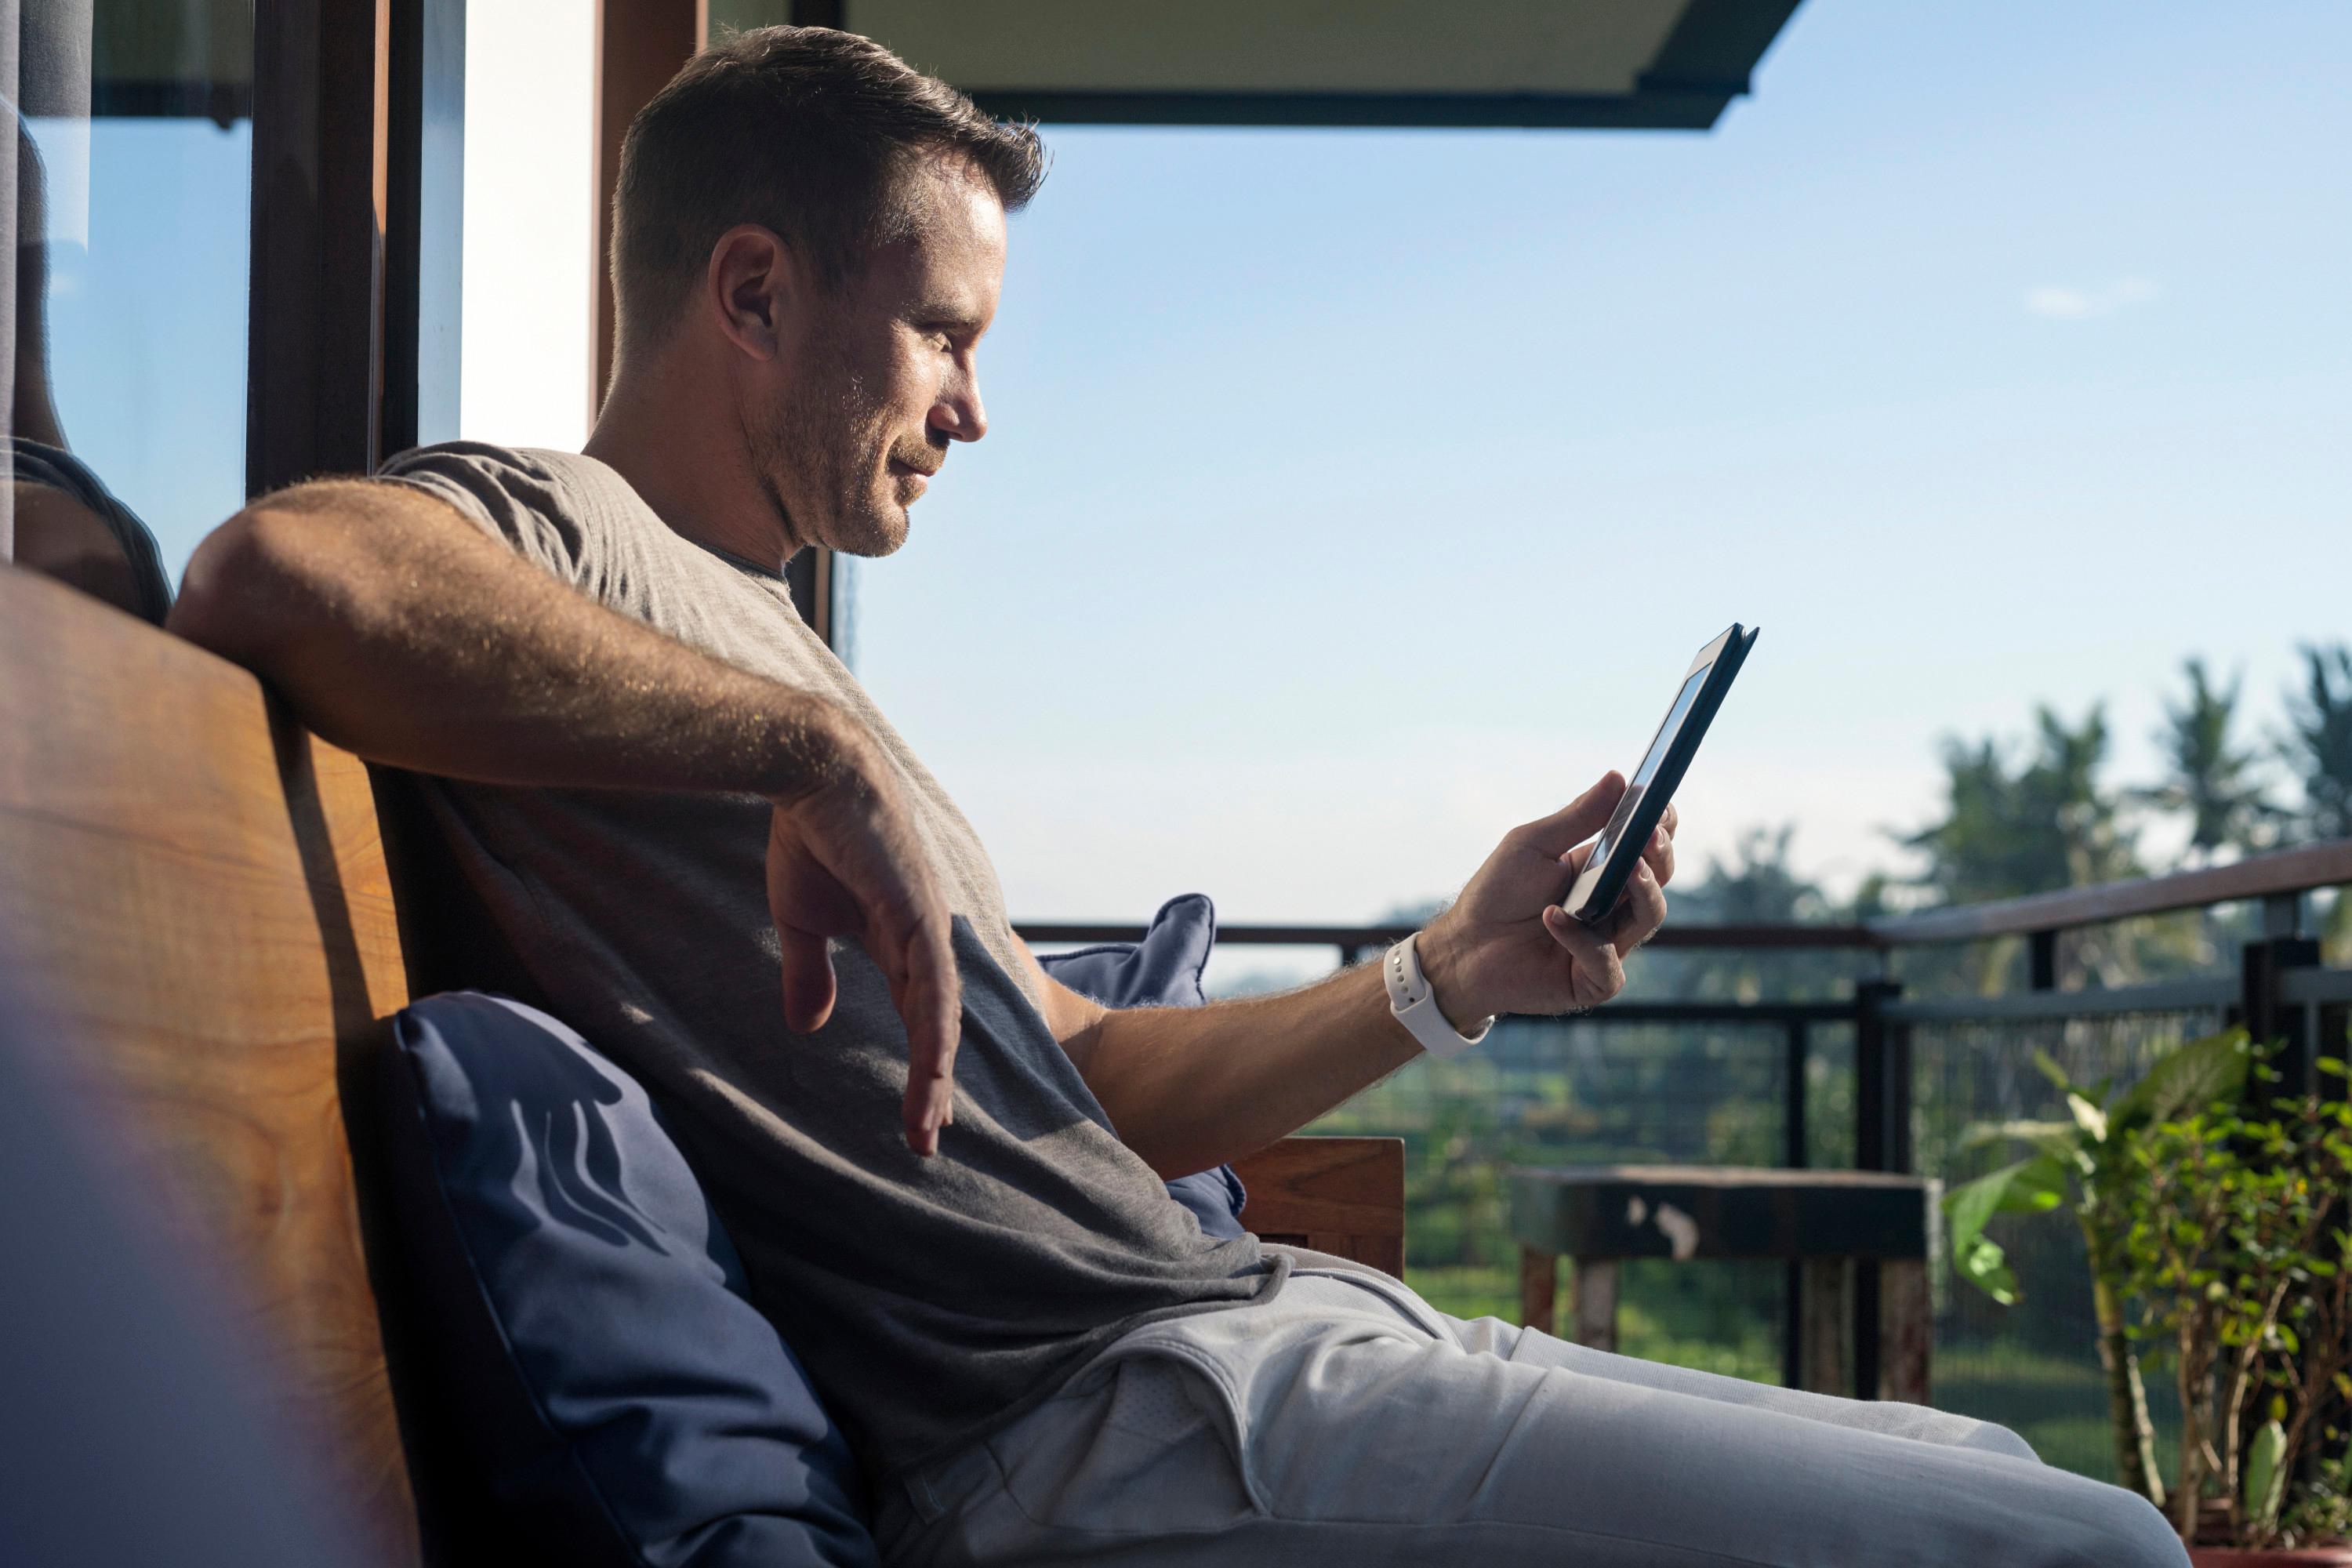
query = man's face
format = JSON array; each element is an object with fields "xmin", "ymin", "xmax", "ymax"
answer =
[{"xmin": 754, "ymin": 163, "xmax": 1006, "ymax": 557}]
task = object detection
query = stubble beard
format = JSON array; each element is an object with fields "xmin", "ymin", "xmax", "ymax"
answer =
[{"xmin": 757, "ymin": 343, "xmax": 908, "ymax": 560}]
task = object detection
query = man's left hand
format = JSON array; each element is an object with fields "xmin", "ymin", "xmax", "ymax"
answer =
[{"xmin": 1416, "ymin": 772, "xmax": 1675, "ymax": 1027}]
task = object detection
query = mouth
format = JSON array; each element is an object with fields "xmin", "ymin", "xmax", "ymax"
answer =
[{"xmin": 888, "ymin": 454, "xmax": 942, "ymax": 501}]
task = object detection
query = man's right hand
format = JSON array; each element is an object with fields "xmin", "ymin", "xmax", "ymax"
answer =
[{"xmin": 766, "ymin": 730, "xmax": 963, "ymax": 1157}]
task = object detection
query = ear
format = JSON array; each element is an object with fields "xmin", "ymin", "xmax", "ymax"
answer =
[{"xmin": 703, "ymin": 224, "xmax": 803, "ymax": 362}]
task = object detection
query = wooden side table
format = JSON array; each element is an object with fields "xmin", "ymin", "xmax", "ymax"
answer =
[{"xmin": 1508, "ymin": 1165, "xmax": 1940, "ymax": 1403}]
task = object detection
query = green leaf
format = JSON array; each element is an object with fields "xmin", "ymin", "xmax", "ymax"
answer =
[
  {"xmin": 2246, "ymin": 1418, "xmax": 2288, "ymax": 1533},
  {"xmin": 1944, "ymin": 1154, "xmax": 2067, "ymax": 1305},
  {"xmin": 1957, "ymin": 1234, "xmax": 2020, "ymax": 1305},
  {"xmin": 2111, "ymin": 1029, "xmax": 2252, "ymax": 1135},
  {"xmin": 1957, "ymin": 1119, "xmax": 2083, "ymax": 1160}
]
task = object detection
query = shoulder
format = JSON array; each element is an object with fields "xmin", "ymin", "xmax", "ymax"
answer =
[
  {"xmin": 377, "ymin": 441, "xmax": 618, "ymax": 518},
  {"xmin": 377, "ymin": 442, "xmax": 659, "ymax": 584}
]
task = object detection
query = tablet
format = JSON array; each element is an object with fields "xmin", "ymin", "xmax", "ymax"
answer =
[{"xmin": 1562, "ymin": 622, "xmax": 1759, "ymax": 927}]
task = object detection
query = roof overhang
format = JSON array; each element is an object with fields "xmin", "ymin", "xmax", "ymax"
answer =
[{"xmin": 840, "ymin": 0, "xmax": 1802, "ymax": 129}]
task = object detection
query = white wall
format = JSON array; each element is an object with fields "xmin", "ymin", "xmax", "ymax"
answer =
[{"xmin": 459, "ymin": 0, "xmax": 598, "ymax": 451}]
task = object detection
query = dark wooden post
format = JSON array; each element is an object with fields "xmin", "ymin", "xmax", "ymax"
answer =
[
  {"xmin": 2028, "ymin": 928, "xmax": 2059, "ymax": 992},
  {"xmin": 249, "ymin": 0, "xmax": 395, "ymax": 495},
  {"xmin": 1782, "ymin": 1017, "xmax": 1808, "ymax": 1389},
  {"xmin": 1798, "ymin": 1258, "xmax": 1852, "ymax": 1396},
  {"xmin": 1852, "ymin": 978, "xmax": 1907, "ymax": 1399},
  {"xmin": 1518, "ymin": 1249, "xmax": 1559, "ymax": 1336},
  {"xmin": 1853, "ymin": 978, "xmax": 1907, "ymax": 1174},
  {"xmin": 2244, "ymin": 896, "xmax": 2321, "ymax": 1098},
  {"xmin": 1878, "ymin": 1257, "xmax": 1934, "ymax": 1403}
]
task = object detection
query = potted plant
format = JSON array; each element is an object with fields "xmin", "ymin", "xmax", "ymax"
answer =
[
  {"xmin": 2121, "ymin": 1056, "xmax": 2352, "ymax": 1563},
  {"xmin": 1945, "ymin": 1029, "xmax": 2255, "ymax": 1508}
]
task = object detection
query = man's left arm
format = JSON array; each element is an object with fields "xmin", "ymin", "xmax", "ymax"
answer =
[{"xmin": 1019, "ymin": 772, "xmax": 1675, "ymax": 1180}]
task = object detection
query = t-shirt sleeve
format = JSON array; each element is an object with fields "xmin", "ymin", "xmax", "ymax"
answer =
[{"xmin": 377, "ymin": 442, "xmax": 604, "ymax": 588}]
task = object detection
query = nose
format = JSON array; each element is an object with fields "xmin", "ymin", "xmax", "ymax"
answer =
[{"xmin": 930, "ymin": 368, "xmax": 987, "ymax": 444}]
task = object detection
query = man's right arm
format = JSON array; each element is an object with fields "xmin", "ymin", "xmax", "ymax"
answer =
[
  {"xmin": 172, "ymin": 480, "xmax": 840, "ymax": 801},
  {"xmin": 169, "ymin": 481, "xmax": 963, "ymax": 1155}
]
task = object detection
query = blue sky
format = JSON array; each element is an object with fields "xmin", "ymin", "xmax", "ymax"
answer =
[
  {"xmin": 836, "ymin": 1, "xmax": 2350, "ymax": 967},
  {"xmin": 34, "ymin": 4, "xmax": 2350, "ymax": 986},
  {"xmin": 32, "ymin": 118, "xmax": 249, "ymax": 574}
]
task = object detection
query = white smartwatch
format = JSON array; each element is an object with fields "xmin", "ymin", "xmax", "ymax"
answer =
[{"xmin": 1382, "ymin": 932, "xmax": 1494, "ymax": 1060}]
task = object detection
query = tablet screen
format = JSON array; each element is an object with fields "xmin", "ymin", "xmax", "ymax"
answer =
[{"xmin": 1588, "ymin": 662, "xmax": 1709, "ymax": 872}]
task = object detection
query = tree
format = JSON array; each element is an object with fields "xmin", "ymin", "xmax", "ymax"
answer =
[
  {"xmin": 1900, "ymin": 706, "xmax": 2143, "ymax": 990},
  {"xmin": 2140, "ymin": 657, "xmax": 2277, "ymax": 864},
  {"xmin": 1903, "ymin": 705, "xmax": 2140, "ymax": 906},
  {"xmin": 2284, "ymin": 643, "xmax": 2352, "ymax": 843}
]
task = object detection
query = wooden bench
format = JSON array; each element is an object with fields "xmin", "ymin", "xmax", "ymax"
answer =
[
  {"xmin": 0, "ymin": 561, "xmax": 1405, "ymax": 1563},
  {"xmin": 1511, "ymin": 1163, "xmax": 1939, "ymax": 1403}
]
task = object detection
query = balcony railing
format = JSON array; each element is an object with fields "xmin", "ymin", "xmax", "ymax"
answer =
[
  {"xmin": 1016, "ymin": 839, "xmax": 2352, "ymax": 1475},
  {"xmin": 1018, "ymin": 837, "xmax": 2352, "ymax": 1109}
]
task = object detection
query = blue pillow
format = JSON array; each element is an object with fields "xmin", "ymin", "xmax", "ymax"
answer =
[
  {"xmin": 1036, "ymin": 893, "xmax": 1248, "ymax": 1238},
  {"xmin": 375, "ymin": 992, "xmax": 876, "ymax": 1568}
]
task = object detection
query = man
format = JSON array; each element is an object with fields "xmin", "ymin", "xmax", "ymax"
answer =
[{"xmin": 170, "ymin": 27, "xmax": 2184, "ymax": 1567}]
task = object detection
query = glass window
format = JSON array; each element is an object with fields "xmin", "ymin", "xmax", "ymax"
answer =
[{"xmin": 5, "ymin": 0, "xmax": 252, "ymax": 612}]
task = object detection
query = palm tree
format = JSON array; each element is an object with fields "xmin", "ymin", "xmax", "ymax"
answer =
[
  {"xmin": 2140, "ymin": 657, "xmax": 2276, "ymax": 864},
  {"xmin": 2284, "ymin": 643, "xmax": 2352, "ymax": 843},
  {"xmin": 1901, "ymin": 706, "xmax": 2141, "ymax": 988},
  {"xmin": 1904, "ymin": 706, "xmax": 2139, "ymax": 898},
  {"xmin": 2285, "ymin": 644, "xmax": 2352, "ymax": 959}
]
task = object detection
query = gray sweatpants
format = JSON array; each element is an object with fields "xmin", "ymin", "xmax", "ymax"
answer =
[{"xmin": 877, "ymin": 1258, "xmax": 2187, "ymax": 1567}]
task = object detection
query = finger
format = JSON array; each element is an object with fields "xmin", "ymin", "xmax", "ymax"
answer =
[
  {"xmin": 1580, "ymin": 942, "xmax": 1627, "ymax": 1006},
  {"xmin": 1640, "ymin": 822, "xmax": 1676, "ymax": 889},
  {"xmin": 1610, "ymin": 862, "xmax": 1669, "ymax": 950},
  {"xmin": 1541, "ymin": 904, "xmax": 1626, "ymax": 1006},
  {"xmin": 1521, "ymin": 771, "xmax": 1627, "ymax": 858},
  {"xmin": 891, "ymin": 909, "xmax": 962, "ymax": 1156},
  {"xmin": 777, "ymin": 926, "xmax": 838, "ymax": 1034},
  {"xmin": 1542, "ymin": 901, "xmax": 1608, "ymax": 960}
]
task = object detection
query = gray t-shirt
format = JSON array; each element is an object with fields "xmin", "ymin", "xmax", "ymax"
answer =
[{"xmin": 379, "ymin": 443, "xmax": 1278, "ymax": 1478}]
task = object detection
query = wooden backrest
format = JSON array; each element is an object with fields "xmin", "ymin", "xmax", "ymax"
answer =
[
  {"xmin": 1230, "ymin": 1134, "xmax": 1406, "ymax": 1278},
  {"xmin": 0, "ymin": 564, "xmax": 419, "ymax": 1564}
]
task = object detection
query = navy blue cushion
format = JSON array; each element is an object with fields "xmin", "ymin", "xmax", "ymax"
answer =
[
  {"xmin": 376, "ymin": 992, "xmax": 876, "ymax": 1568},
  {"xmin": 1036, "ymin": 893, "xmax": 1247, "ymax": 1238}
]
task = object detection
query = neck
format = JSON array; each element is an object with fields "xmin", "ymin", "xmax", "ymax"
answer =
[{"xmin": 583, "ymin": 350, "xmax": 804, "ymax": 571}]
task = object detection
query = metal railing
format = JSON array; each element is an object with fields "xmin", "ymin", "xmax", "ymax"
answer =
[
  {"xmin": 1018, "ymin": 838, "xmax": 2352, "ymax": 1123},
  {"xmin": 1016, "ymin": 839, "xmax": 2352, "ymax": 1462}
]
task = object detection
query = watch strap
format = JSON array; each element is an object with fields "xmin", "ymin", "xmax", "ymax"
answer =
[{"xmin": 1382, "ymin": 932, "xmax": 1494, "ymax": 1059}]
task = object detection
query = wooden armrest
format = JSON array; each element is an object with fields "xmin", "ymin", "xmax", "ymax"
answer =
[{"xmin": 1229, "ymin": 1136, "xmax": 1406, "ymax": 1278}]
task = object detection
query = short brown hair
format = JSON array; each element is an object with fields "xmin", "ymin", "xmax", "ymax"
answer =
[{"xmin": 612, "ymin": 27, "xmax": 1047, "ymax": 348}]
